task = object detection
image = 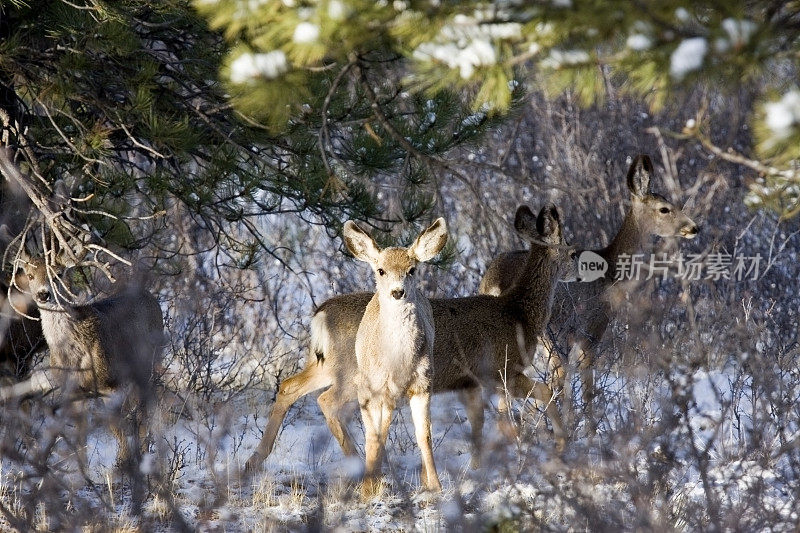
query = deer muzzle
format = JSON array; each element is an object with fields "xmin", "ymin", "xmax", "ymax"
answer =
[
  {"xmin": 35, "ymin": 289, "xmax": 51, "ymax": 304},
  {"xmin": 680, "ymin": 224, "xmax": 699, "ymax": 238},
  {"xmin": 390, "ymin": 288, "xmax": 405, "ymax": 300}
]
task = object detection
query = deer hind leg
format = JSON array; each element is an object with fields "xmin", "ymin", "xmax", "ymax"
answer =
[
  {"xmin": 575, "ymin": 343, "xmax": 599, "ymax": 435},
  {"xmin": 496, "ymin": 385, "xmax": 519, "ymax": 442},
  {"xmin": 460, "ymin": 387, "xmax": 484, "ymax": 469},
  {"xmin": 111, "ymin": 390, "xmax": 148, "ymax": 470},
  {"xmin": 244, "ymin": 364, "xmax": 331, "ymax": 473},
  {"xmin": 541, "ymin": 334, "xmax": 566, "ymax": 393},
  {"xmin": 577, "ymin": 345, "xmax": 595, "ymax": 406},
  {"xmin": 317, "ymin": 387, "xmax": 357, "ymax": 457},
  {"xmin": 360, "ymin": 395, "xmax": 394, "ymax": 499},
  {"xmin": 409, "ymin": 391, "xmax": 441, "ymax": 492}
]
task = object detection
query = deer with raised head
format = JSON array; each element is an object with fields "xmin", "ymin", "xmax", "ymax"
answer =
[
  {"xmin": 343, "ymin": 218, "xmax": 447, "ymax": 496},
  {"xmin": 479, "ymin": 155, "xmax": 699, "ymax": 421},
  {"xmin": 1, "ymin": 198, "xmax": 45, "ymax": 382},
  {"xmin": 244, "ymin": 205, "xmax": 577, "ymax": 473},
  {"xmin": 4, "ymin": 252, "xmax": 165, "ymax": 468}
]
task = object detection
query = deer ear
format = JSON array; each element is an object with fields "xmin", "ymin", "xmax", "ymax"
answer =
[
  {"xmin": 13, "ymin": 268, "xmax": 29, "ymax": 291},
  {"xmin": 513, "ymin": 205, "xmax": 539, "ymax": 243},
  {"xmin": 13, "ymin": 247, "xmax": 32, "ymax": 275},
  {"xmin": 536, "ymin": 204, "xmax": 562, "ymax": 244},
  {"xmin": 16, "ymin": 246, "xmax": 30, "ymax": 263},
  {"xmin": 627, "ymin": 154, "xmax": 653, "ymax": 197},
  {"xmin": 0, "ymin": 224, "xmax": 13, "ymax": 244},
  {"xmin": 343, "ymin": 221, "xmax": 380, "ymax": 263},
  {"xmin": 410, "ymin": 218, "xmax": 447, "ymax": 262},
  {"xmin": 514, "ymin": 205, "xmax": 536, "ymax": 232}
]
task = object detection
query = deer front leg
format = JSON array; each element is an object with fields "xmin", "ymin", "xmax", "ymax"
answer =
[
  {"xmin": 409, "ymin": 391, "xmax": 441, "ymax": 492},
  {"xmin": 360, "ymin": 395, "xmax": 394, "ymax": 499}
]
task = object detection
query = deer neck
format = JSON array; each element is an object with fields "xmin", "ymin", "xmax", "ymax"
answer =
[
  {"xmin": 375, "ymin": 290, "xmax": 430, "ymax": 339},
  {"xmin": 369, "ymin": 290, "xmax": 432, "ymax": 371},
  {"xmin": 600, "ymin": 209, "xmax": 648, "ymax": 273},
  {"xmin": 37, "ymin": 305, "xmax": 75, "ymax": 352},
  {"xmin": 500, "ymin": 245, "xmax": 559, "ymax": 345}
]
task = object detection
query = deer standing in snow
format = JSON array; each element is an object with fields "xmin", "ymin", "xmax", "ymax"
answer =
[
  {"xmin": 480, "ymin": 155, "xmax": 699, "ymax": 423},
  {"xmin": 244, "ymin": 205, "xmax": 577, "ymax": 473},
  {"xmin": 5, "ymin": 252, "xmax": 164, "ymax": 468},
  {"xmin": 343, "ymin": 218, "xmax": 447, "ymax": 496}
]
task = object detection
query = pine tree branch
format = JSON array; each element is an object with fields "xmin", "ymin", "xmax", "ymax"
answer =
[{"xmin": 318, "ymin": 59, "xmax": 355, "ymax": 181}]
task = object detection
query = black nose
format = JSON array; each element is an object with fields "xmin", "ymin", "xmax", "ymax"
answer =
[
  {"xmin": 391, "ymin": 289, "xmax": 405, "ymax": 300},
  {"xmin": 36, "ymin": 290, "xmax": 51, "ymax": 303},
  {"xmin": 686, "ymin": 225, "xmax": 699, "ymax": 236}
]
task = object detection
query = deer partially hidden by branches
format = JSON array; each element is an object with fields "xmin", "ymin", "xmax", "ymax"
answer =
[
  {"xmin": 1, "ymin": 276, "xmax": 44, "ymax": 382},
  {"xmin": 4, "ymin": 252, "xmax": 165, "ymax": 469},
  {"xmin": 480, "ymin": 155, "xmax": 699, "ymax": 426},
  {"xmin": 244, "ymin": 205, "xmax": 577, "ymax": 473},
  {"xmin": 343, "ymin": 217, "xmax": 447, "ymax": 497}
]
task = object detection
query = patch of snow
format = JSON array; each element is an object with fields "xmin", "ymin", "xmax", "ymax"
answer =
[
  {"xmin": 328, "ymin": 0, "xmax": 346, "ymax": 19},
  {"xmin": 414, "ymin": 38, "xmax": 498, "ymax": 79},
  {"xmin": 439, "ymin": 14, "xmax": 522, "ymax": 45},
  {"xmin": 293, "ymin": 22, "xmax": 320, "ymax": 44},
  {"xmin": 764, "ymin": 89, "xmax": 800, "ymax": 140},
  {"xmin": 140, "ymin": 452, "xmax": 157, "ymax": 475},
  {"xmin": 412, "ymin": 13, "xmax": 524, "ymax": 79},
  {"xmin": 626, "ymin": 34, "xmax": 652, "ymax": 51},
  {"xmin": 540, "ymin": 49, "xmax": 590, "ymax": 69},
  {"xmin": 230, "ymin": 51, "xmax": 289, "ymax": 83},
  {"xmin": 675, "ymin": 7, "xmax": 691, "ymax": 22},
  {"xmin": 669, "ymin": 38, "xmax": 707, "ymax": 80}
]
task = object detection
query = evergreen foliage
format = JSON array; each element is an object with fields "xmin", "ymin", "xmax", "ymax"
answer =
[
  {"xmin": 199, "ymin": 0, "xmax": 800, "ymax": 219},
  {"xmin": 1, "ymin": 0, "xmax": 497, "ymax": 268}
]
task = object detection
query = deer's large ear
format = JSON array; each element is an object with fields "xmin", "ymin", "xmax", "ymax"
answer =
[
  {"xmin": 343, "ymin": 221, "xmax": 381, "ymax": 263},
  {"xmin": 535, "ymin": 204, "xmax": 562, "ymax": 245},
  {"xmin": 13, "ymin": 268, "xmax": 29, "ymax": 291},
  {"xmin": 0, "ymin": 224, "xmax": 13, "ymax": 244},
  {"xmin": 626, "ymin": 154, "xmax": 653, "ymax": 198},
  {"xmin": 410, "ymin": 217, "xmax": 447, "ymax": 262},
  {"xmin": 13, "ymin": 247, "xmax": 31, "ymax": 274},
  {"xmin": 12, "ymin": 248, "xmax": 31, "ymax": 290},
  {"xmin": 16, "ymin": 246, "xmax": 30, "ymax": 263},
  {"xmin": 513, "ymin": 204, "xmax": 538, "ymax": 243}
]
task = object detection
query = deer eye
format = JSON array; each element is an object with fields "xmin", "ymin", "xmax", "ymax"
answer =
[
  {"xmin": 659, "ymin": 207, "xmax": 671, "ymax": 214},
  {"xmin": 408, "ymin": 267, "xmax": 416, "ymax": 276},
  {"xmin": 27, "ymin": 273, "xmax": 34, "ymax": 280},
  {"xmin": 378, "ymin": 268, "xmax": 385, "ymax": 276}
]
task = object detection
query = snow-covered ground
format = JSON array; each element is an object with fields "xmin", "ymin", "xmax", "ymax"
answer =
[{"xmin": 4, "ymin": 361, "xmax": 794, "ymax": 531}]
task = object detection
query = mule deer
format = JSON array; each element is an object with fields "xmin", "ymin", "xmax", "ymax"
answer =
[
  {"xmin": 343, "ymin": 218, "xmax": 447, "ymax": 496},
  {"xmin": 4, "ymin": 253, "xmax": 165, "ymax": 468},
  {"xmin": 479, "ymin": 155, "xmax": 699, "ymax": 421},
  {"xmin": 244, "ymin": 205, "xmax": 577, "ymax": 473},
  {"xmin": 1, "ymin": 276, "xmax": 44, "ymax": 381}
]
